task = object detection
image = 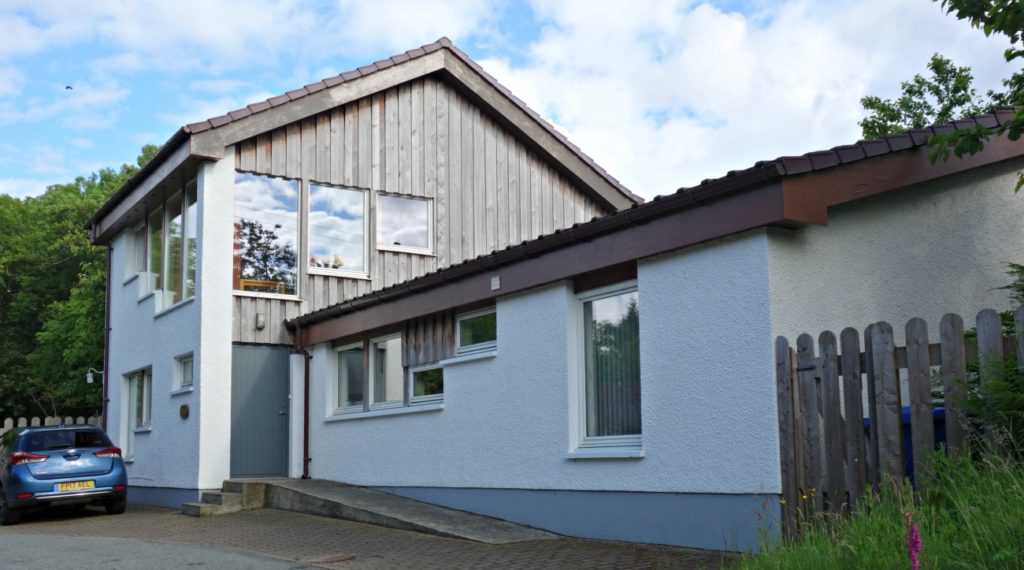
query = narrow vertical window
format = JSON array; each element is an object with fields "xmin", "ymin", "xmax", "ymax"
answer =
[
  {"xmin": 336, "ymin": 345, "xmax": 365, "ymax": 411},
  {"xmin": 147, "ymin": 207, "xmax": 163, "ymax": 293},
  {"xmin": 580, "ymin": 284, "xmax": 641, "ymax": 446},
  {"xmin": 309, "ymin": 184, "xmax": 367, "ymax": 276},
  {"xmin": 233, "ymin": 172, "xmax": 299, "ymax": 295},
  {"xmin": 184, "ymin": 181, "xmax": 198, "ymax": 299},
  {"xmin": 371, "ymin": 335, "xmax": 403, "ymax": 407},
  {"xmin": 126, "ymin": 222, "xmax": 146, "ymax": 278},
  {"xmin": 178, "ymin": 355, "xmax": 194, "ymax": 389},
  {"xmin": 164, "ymin": 193, "xmax": 183, "ymax": 305}
]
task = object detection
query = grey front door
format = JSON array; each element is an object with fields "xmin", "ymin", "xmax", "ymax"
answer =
[{"xmin": 231, "ymin": 345, "xmax": 290, "ymax": 477}]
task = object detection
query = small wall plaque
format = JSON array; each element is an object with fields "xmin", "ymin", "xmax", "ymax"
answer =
[{"xmin": 179, "ymin": 404, "xmax": 190, "ymax": 420}]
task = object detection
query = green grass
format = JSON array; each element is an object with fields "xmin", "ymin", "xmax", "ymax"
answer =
[{"xmin": 732, "ymin": 451, "xmax": 1024, "ymax": 569}]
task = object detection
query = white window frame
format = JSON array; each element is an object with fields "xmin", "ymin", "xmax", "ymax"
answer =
[
  {"xmin": 455, "ymin": 308, "xmax": 497, "ymax": 355},
  {"xmin": 375, "ymin": 193, "xmax": 434, "ymax": 256},
  {"xmin": 125, "ymin": 221, "xmax": 147, "ymax": 282},
  {"xmin": 570, "ymin": 280, "xmax": 643, "ymax": 455},
  {"xmin": 409, "ymin": 363, "xmax": 444, "ymax": 405},
  {"xmin": 333, "ymin": 342, "xmax": 367, "ymax": 415},
  {"xmin": 232, "ymin": 171, "xmax": 302, "ymax": 299},
  {"xmin": 174, "ymin": 353, "xmax": 194, "ymax": 392},
  {"xmin": 125, "ymin": 368, "xmax": 153, "ymax": 461},
  {"xmin": 307, "ymin": 182, "xmax": 370, "ymax": 280},
  {"xmin": 369, "ymin": 333, "xmax": 404, "ymax": 410}
]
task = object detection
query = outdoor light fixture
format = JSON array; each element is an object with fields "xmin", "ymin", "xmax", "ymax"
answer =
[{"xmin": 86, "ymin": 368, "xmax": 103, "ymax": 384}]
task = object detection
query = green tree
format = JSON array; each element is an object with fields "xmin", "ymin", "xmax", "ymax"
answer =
[
  {"xmin": 860, "ymin": 54, "xmax": 987, "ymax": 139},
  {"xmin": 0, "ymin": 145, "xmax": 157, "ymax": 418},
  {"xmin": 931, "ymin": 0, "xmax": 1024, "ymax": 191}
]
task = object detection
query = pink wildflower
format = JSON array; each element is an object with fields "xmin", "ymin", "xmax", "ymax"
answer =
[{"xmin": 905, "ymin": 512, "xmax": 921, "ymax": 570}]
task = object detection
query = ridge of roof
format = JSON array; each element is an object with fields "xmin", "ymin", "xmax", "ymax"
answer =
[
  {"xmin": 182, "ymin": 36, "xmax": 642, "ymax": 205},
  {"xmin": 290, "ymin": 108, "xmax": 1022, "ymax": 330}
]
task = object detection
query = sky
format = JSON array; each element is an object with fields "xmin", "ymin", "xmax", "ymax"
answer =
[{"xmin": 0, "ymin": 0, "xmax": 1019, "ymax": 201}]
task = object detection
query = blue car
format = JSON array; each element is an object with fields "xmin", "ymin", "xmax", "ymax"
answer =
[{"xmin": 0, "ymin": 425, "xmax": 128, "ymax": 525}]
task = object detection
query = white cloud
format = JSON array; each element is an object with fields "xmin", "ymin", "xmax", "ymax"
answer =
[
  {"xmin": 0, "ymin": 80, "xmax": 129, "ymax": 128},
  {"xmin": 0, "ymin": 177, "xmax": 52, "ymax": 198},
  {"xmin": 479, "ymin": 0, "xmax": 1020, "ymax": 198},
  {"xmin": 0, "ymin": 67, "xmax": 24, "ymax": 97}
]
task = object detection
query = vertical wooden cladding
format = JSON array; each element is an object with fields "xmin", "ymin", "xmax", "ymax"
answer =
[
  {"xmin": 233, "ymin": 76, "xmax": 606, "ymax": 344},
  {"xmin": 402, "ymin": 310, "xmax": 456, "ymax": 368}
]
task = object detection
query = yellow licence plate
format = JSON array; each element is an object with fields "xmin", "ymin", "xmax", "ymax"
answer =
[{"xmin": 56, "ymin": 480, "xmax": 95, "ymax": 492}]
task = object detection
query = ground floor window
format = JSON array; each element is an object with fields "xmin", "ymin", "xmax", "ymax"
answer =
[
  {"xmin": 335, "ymin": 344, "xmax": 365, "ymax": 412},
  {"xmin": 126, "ymin": 369, "xmax": 152, "ymax": 459},
  {"xmin": 411, "ymin": 365, "xmax": 444, "ymax": 403},
  {"xmin": 371, "ymin": 335, "xmax": 404, "ymax": 408},
  {"xmin": 578, "ymin": 282, "xmax": 641, "ymax": 449}
]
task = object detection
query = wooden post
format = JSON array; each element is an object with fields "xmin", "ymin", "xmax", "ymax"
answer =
[
  {"xmin": 819, "ymin": 331, "xmax": 846, "ymax": 514},
  {"xmin": 1015, "ymin": 306, "xmax": 1024, "ymax": 367},
  {"xmin": 840, "ymin": 327, "xmax": 867, "ymax": 508},
  {"xmin": 863, "ymin": 324, "xmax": 880, "ymax": 488},
  {"xmin": 940, "ymin": 313, "xmax": 968, "ymax": 454},
  {"xmin": 871, "ymin": 322, "xmax": 903, "ymax": 482},
  {"xmin": 977, "ymin": 309, "xmax": 1004, "ymax": 443},
  {"xmin": 797, "ymin": 333, "xmax": 822, "ymax": 514},
  {"xmin": 775, "ymin": 337, "xmax": 798, "ymax": 537},
  {"xmin": 905, "ymin": 318, "xmax": 935, "ymax": 482}
]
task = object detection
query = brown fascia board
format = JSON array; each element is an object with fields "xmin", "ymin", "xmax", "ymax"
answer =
[{"xmin": 786, "ymin": 130, "xmax": 1024, "ymax": 207}]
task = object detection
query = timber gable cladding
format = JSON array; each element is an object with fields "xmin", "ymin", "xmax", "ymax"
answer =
[{"xmin": 233, "ymin": 76, "xmax": 607, "ymax": 344}]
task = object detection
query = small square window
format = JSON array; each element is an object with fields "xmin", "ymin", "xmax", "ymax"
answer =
[
  {"xmin": 377, "ymin": 194, "xmax": 432, "ymax": 254},
  {"xmin": 457, "ymin": 309, "xmax": 496, "ymax": 354},
  {"xmin": 411, "ymin": 366, "xmax": 443, "ymax": 403}
]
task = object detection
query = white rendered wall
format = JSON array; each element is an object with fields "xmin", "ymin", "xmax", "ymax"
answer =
[
  {"xmin": 307, "ymin": 231, "xmax": 779, "ymax": 494},
  {"xmin": 106, "ymin": 228, "xmax": 201, "ymax": 492},
  {"xmin": 769, "ymin": 158, "xmax": 1024, "ymax": 344},
  {"xmin": 195, "ymin": 149, "xmax": 236, "ymax": 490}
]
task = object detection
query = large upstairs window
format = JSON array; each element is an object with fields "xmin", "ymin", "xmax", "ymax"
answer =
[
  {"xmin": 233, "ymin": 172, "xmax": 299, "ymax": 296},
  {"xmin": 308, "ymin": 183, "xmax": 367, "ymax": 277},
  {"xmin": 135, "ymin": 181, "xmax": 197, "ymax": 310}
]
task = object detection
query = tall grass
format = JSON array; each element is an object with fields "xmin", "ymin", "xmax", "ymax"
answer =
[{"xmin": 732, "ymin": 450, "xmax": 1024, "ymax": 569}]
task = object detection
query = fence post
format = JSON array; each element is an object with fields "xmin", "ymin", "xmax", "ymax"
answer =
[
  {"xmin": 940, "ymin": 314, "xmax": 968, "ymax": 454},
  {"xmin": 977, "ymin": 309, "xmax": 1004, "ymax": 443},
  {"xmin": 1015, "ymin": 306, "xmax": 1024, "ymax": 366},
  {"xmin": 906, "ymin": 318, "xmax": 935, "ymax": 482},
  {"xmin": 840, "ymin": 327, "xmax": 867, "ymax": 508},
  {"xmin": 796, "ymin": 333, "xmax": 822, "ymax": 514},
  {"xmin": 871, "ymin": 322, "xmax": 903, "ymax": 482},
  {"xmin": 775, "ymin": 336, "xmax": 798, "ymax": 538},
  {"xmin": 819, "ymin": 331, "xmax": 846, "ymax": 514}
]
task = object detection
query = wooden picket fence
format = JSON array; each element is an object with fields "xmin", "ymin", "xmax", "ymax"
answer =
[
  {"xmin": 1, "ymin": 416, "xmax": 102, "ymax": 435},
  {"xmin": 775, "ymin": 307, "xmax": 1024, "ymax": 538}
]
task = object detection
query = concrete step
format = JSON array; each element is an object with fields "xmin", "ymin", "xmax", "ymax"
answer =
[
  {"xmin": 200, "ymin": 491, "xmax": 244, "ymax": 508},
  {"xmin": 262, "ymin": 479, "xmax": 557, "ymax": 544},
  {"xmin": 182, "ymin": 501, "xmax": 242, "ymax": 518}
]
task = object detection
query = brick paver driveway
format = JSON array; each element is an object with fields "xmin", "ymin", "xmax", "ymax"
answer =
[{"xmin": 1, "ymin": 505, "xmax": 734, "ymax": 569}]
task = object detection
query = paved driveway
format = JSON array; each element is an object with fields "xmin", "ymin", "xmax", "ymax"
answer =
[{"xmin": 1, "ymin": 505, "xmax": 732, "ymax": 569}]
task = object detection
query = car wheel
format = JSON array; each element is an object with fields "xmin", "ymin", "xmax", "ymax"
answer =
[
  {"xmin": 0, "ymin": 491, "xmax": 21, "ymax": 526},
  {"xmin": 105, "ymin": 497, "xmax": 127, "ymax": 515}
]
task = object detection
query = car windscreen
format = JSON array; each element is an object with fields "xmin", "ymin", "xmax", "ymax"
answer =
[{"xmin": 21, "ymin": 430, "xmax": 112, "ymax": 452}]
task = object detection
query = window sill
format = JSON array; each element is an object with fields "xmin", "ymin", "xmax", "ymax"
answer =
[
  {"xmin": 170, "ymin": 386, "xmax": 194, "ymax": 397},
  {"xmin": 233, "ymin": 291, "xmax": 301, "ymax": 302},
  {"xmin": 123, "ymin": 273, "xmax": 139, "ymax": 286},
  {"xmin": 133, "ymin": 427, "xmax": 153, "ymax": 434},
  {"xmin": 377, "ymin": 245, "xmax": 435, "ymax": 257},
  {"xmin": 325, "ymin": 402, "xmax": 444, "ymax": 422},
  {"xmin": 565, "ymin": 448, "xmax": 645, "ymax": 460},
  {"xmin": 154, "ymin": 296, "xmax": 194, "ymax": 319},
  {"xmin": 138, "ymin": 291, "xmax": 156, "ymax": 304},
  {"xmin": 439, "ymin": 351, "xmax": 497, "ymax": 366},
  {"xmin": 308, "ymin": 268, "xmax": 371, "ymax": 280}
]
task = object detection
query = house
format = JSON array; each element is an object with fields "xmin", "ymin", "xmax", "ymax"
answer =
[
  {"xmin": 86, "ymin": 38, "xmax": 637, "ymax": 509},
  {"xmin": 88, "ymin": 37, "xmax": 1024, "ymax": 552}
]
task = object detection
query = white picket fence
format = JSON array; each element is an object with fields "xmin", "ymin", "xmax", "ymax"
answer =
[{"xmin": 1, "ymin": 416, "xmax": 102, "ymax": 435}]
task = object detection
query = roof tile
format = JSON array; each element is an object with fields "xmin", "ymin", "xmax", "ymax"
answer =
[
  {"xmin": 975, "ymin": 113, "xmax": 999, "ymax": 128},
  {"xmin": 267, "ymin": 94, "xmax": 290, "ymax": 107},
  {"xmin": 208, "ymin": 114, "xmax": 233, "ymax": 128},
  {"xmin": 995, "ymin": 108, "xmax": 1017, "ymax": 124},
  {"xmin": 907, "ymin": 129, "xmax": 932, "ymax": 146},
  {"xmin": 248, "ymin": 101, "xmax": 272, "ymax": 113},
  {"xmin": 834, "ymin": 144, "xmax": 866, "ymax": 163},
  {"xmin": 322, "ymin": 75, "xmax": 345, "ymax": 87},
  {"xmin": 885, "ymin": 133, "xmax": 914, "ymax": 151},
  {"xmin": 374, "ymin": 58, "xmax": 394, "ymax": 70},
  {"xmin": 228, "ymin": 108, "xmax": 253, "ymax": 120},
  {"xmin": 357, "ymin": 64, "xmax": 378, "ymax": 75},
  {"xmin": 286, "ymin": 87, "xmax": 308, "ymax": 100},
  {"xmin": 341, "ymin": 69, "xmax": 362, "ymax": 81},
  {"xmin": 390, "ymin": 53, "xmax": 410, "ymax": 64},
  {"xmin": 185, "ymin": 121, "xmax": 212, "ymax": 134},
  {"xmin": 859, "ymin": 139, "xmax": 891, "ymax": 157},
  {"xmin": 304, "ymin": 81, "xmax": 327, "ymax": 94},
  {"xmin": 779, "ymin": 156, "xmax": 813, "ymax": 175},
  {"xmin": 932, "ymin": 124, "xmax": 955, "ymax": 135},
  {"xmin": 806, "ymin": 150, "xmax": 840, "ymax": 170},
  {"xmin": 407, "ymin": 47, "xmax": 426, "ymax": 58}
]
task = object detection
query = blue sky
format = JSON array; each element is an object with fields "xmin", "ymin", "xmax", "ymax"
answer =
[{"xmin": 0, "ymin": 0, "xmax": 1018, "ymax": 200}]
